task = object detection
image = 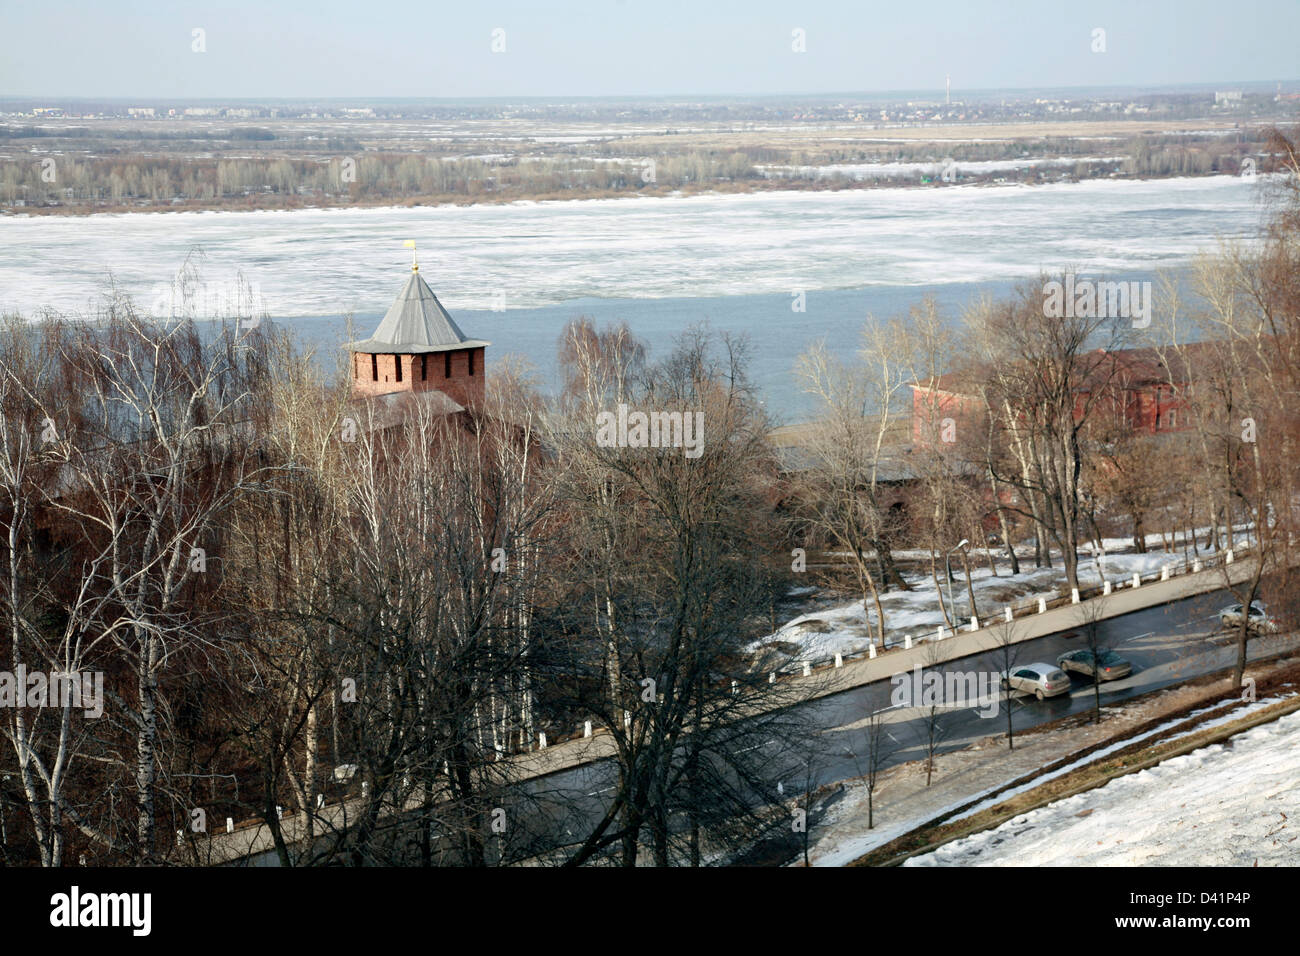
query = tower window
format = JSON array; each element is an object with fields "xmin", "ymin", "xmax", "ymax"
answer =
[
  {"xmin": 370, "ymin": 354, "xmax": 378, "ymax": 381},
  {"xmin": 468, "ymin": 350, "xmax": 475, "ymax": 376},
  {"xmin": 421, "ymin": 354, "xmax": 427, "ymax": 381},
  {"xmin": 394, "ymin": 354, "xmax": 402, "ymax": 383},
  {"xmin": 445, "ymin": 353, "xmax": 451, "ymax": 378}
]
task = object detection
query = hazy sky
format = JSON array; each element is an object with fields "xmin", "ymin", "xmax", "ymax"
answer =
[{"xmin": 4, "ymin": 0, "xmax": 1296, "ymax": 99}]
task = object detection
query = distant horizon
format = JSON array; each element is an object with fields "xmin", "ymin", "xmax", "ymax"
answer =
[{"xmin": 4, "ymin": 79, "xmax": 1297, "ymax": 106}]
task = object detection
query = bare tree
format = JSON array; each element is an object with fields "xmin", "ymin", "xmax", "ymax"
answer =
[
  {"xmin": 0, "ymin": 316, "xmax": 122, "ymax": 864},
  {"xmin": 37, "ymin": 310, "xmax": 272, "ymax": 861},
  {"xmin": 1071, "ymin": 597, "xmax": 1115, "ymax": 725},
  {"xmin": 791, "ymin": 305, "xmax": 958, "ymax": 640},
  {"xmin": 913, "ymin": 638, "xmax": 950, "ymax": 787},
  {"xmin": 552, "ymin": 325, "xmax": 820, "ymax": 866},
  {"xmin": 986, "ymin": 618, "xmax": 1024, "ymax": 750},
  {"xmin": 842, "ymin": 704, "xmax": 894, "ymax": 830},
  {"xmin": 967, "ymin": 276, "xmax": 1134, "ymax": 589}
]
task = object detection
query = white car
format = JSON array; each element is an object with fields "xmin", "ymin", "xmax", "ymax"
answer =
[
  {"xmin": 1218, "ymin": 601, "xmax": 1278, "ymax": 633},
  {"xmin": 1000, "ymin": 663, "xmax": 1071, "ymax": 701}
]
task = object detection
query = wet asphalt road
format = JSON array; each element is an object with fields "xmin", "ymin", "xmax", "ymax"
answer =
[{"xmin": 515, "ymin": 586, "xmax": 1298, "ymax": 857}]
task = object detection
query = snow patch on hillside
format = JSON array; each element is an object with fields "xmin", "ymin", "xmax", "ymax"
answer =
[{"xmin": 905, "ymin": 707, "xmax": 1300, "ymax": 866}]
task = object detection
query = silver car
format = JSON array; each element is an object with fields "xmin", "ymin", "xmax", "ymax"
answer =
[
  {"xmin": 1218, "ymin": 601, "xmax": 1278, "ymax": 633},
  {"xmin": 1000, "ymin": 663, "xmax": 1071, "ymax": 700}
]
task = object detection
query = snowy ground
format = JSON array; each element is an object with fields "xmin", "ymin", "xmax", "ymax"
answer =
[
  {"xmin": 753, "ymin": 529, "xmax": 1253, "ymax": 663},
  {"xmin": 943, "ymin": 694, "xmax": 1296, "ymax": 824},
  {"xmin": 803, "ymin": 719, "xmax": 1090, "ymax": 867},
  {"xmin": 905, "ymin": 706, "xmax": 1300, "ymax": 867},
  {"xmin": 799, "ymin": 665, "xmax": 1300, "ymax": 867}
]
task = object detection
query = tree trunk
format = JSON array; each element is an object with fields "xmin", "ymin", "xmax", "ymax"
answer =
[
  {"xmin": 1233, "ymin": 575, "xmax": 1263, "ymax": 688},
  {"xmin": 856, "ymin": 549, "xmax": 887, "ymax": 645},
  {"xmin": 988, "ymin": 467, "xmax": 1020, "ymax": 574},
  {"xmin": 873, "ymin": 538, "xmax": 911, "ymax": 592},
  {"xmin": 961, "ymin": 550, "xmax": 978, "ymax": 621},
  {"xmin": 136, "ymin": 636, "xmax": 160, "ymax": 861},
  {"xmin": 930, "ymin": 550, "xmax": 952, "ymax": 630}
]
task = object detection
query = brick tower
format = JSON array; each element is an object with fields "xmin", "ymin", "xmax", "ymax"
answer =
[{"xmin": 345, "ymin": 260, "xmax": 489, "ymax": 408}]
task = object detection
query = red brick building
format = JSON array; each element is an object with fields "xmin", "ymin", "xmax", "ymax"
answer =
[
  {"xmin": 911, "ymin": 344, "xmax": 1211, "ymax": 446},
  {"xmin": 346, "ymin": 263, "xmax": 490, "ymax": 408}
]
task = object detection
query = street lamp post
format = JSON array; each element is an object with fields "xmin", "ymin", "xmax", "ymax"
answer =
[{"xmin": 943, "ymin": 539, "xmax": 970, "ymax": 629}]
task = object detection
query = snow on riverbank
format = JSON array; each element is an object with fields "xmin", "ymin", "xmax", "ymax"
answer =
[
  {"xmin": 905, "ymin": 707, "xmax": 1300, "ymax": 866},
  {"xmin": 754, "ymin": 529, "xmax": 1253, "ymax": 662}
]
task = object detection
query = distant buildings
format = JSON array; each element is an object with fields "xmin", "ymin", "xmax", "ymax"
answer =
[
  {"xmin": 2, "ymin": 89, "xmax": 1293, "ymax": 125},
  {"xmin": 909, "ymin": 344, "xmax": 1213, "ymax": 449}
]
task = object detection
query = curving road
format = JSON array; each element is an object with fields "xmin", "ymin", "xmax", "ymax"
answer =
[{"xmin": 514, "ymin": 586, "xmax": 1299, "ymax": 861}]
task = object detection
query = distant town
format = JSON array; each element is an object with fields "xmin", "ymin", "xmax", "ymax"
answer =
[
  {"xmin": 2, "ymin": 86, "xmax": 1295, "ymax": 216},
  {"xmin": 6, "ymin": 83, "xmax": 1298, "ymax": 123}
]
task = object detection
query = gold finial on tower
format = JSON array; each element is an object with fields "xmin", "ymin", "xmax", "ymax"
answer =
[{"xmin": 403, "ymin": 239, "xmax": 419, "ymax": 272}]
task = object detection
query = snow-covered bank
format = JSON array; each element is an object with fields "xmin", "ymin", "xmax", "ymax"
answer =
[
  {"xmin": 753, "ymin": 529, "xmax": 1253, "ymax": 663},
  {"xmin": 905, "ymin": 706, "xmax": 1300, "ymax": 866}
]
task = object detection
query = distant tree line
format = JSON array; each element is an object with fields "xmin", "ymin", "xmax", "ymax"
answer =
[{"xmin": 1, "ymin": 129, "xmax": 1273, "ymax": 212}]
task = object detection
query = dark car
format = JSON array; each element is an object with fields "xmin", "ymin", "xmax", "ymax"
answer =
[{"xmin": 1056, "ymin": 648, "xmax": 1133, "ymax": 681}]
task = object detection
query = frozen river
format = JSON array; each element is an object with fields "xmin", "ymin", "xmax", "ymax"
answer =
[{"xmin": 0, "ymin": 175, "xmax": 1269, "ymax": 416}]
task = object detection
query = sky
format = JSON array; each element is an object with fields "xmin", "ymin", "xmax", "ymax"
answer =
[{"xmin": 2, "ymin": 0, "xmax": 1296, "ymax": 100}]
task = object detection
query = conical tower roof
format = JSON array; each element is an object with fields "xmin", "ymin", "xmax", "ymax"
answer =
[{"xmin": 346, "ymin": 269, "xmax": 490, "ymax": 354}]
